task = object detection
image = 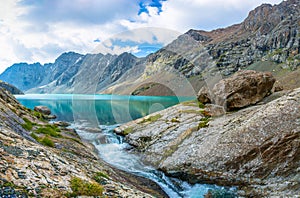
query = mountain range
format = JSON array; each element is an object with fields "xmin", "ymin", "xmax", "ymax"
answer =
[{"xmin": 0, "ymin": 0, "xmax": 299, "ymax": 95}]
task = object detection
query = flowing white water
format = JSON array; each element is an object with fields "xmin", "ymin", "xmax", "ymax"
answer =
[{"xmin": 73, "ymin": 122, "xmax": 235, "ymax": 198}]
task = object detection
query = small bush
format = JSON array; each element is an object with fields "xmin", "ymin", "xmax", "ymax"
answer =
[
  {"xmin": 32, "ymin": 111, "xmax": 45, "ymax": 121},
  {"xmin": 198, "ymin": 101, "xmax": 205, "ymax": 109},
  {"xmin": 31, "ymin": 133, "xmax": 55, "ymax": 147},
  {"xmin": 93, "ymin": 172, "xmax": 109, "ymax": 185},
  {"xmin": 30, "ymin": 132, "xmax": 39, "ymax": 141},
  {"xmin": 36, "ymin": 125, "xmax": 61, "ymax": 138},
  {"xmin": 171, "ymin": 118, "xmax": 180, "ymax": 123},
  {"xmin": 198, "ymin": 117, "xmax": 210, "ymax": 129},
  {"xmin": 22, "ymin": 118, "xmax": 33, "ymax": 131},
  {"xmin": 198, "ymin": 121, "xmax": 209, "ymax": 129},
  {"xmin": 45, "ymin": 124, "xmax": 61, "ymax": 132},
  {"xmin": 69, "ymin": 177, "xmax": 103, "ymax": 197},
  {"xmin": 40, "ymin": 136, "xmax": 54, "ymax": 147}
]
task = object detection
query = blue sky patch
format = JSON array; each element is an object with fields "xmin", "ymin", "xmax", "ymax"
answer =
[{"xmin": 138, "ymin": 0, "xmax": 167, "ymax": 15}]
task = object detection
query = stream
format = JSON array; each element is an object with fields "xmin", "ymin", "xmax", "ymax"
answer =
[{"xmin": 16, "ymin": 94, "xmax": 236, "ymax": 197}]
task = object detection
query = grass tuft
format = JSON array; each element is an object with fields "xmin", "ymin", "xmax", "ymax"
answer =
[
  {"xmin": 69, "ymin": 177, "xmax": 103, "ymax": 197},
  {"xmin": 93, "ymin": 172, "xmax": 109, "ymax": 185},
  {"xmin": 140, "ymin": 114, "xmax": 162, "ymax": 124},
  {"xmin": 31, "ymin": 133, "xmax": 55, "ymax": 147},
  {"xmin": 35, "ymin": 125, "xmax": 61, "ymax": 138},
  {"xmin": 198, "ymin": 117, "xmax": 210, "ymax": 129},
  {"xmin": 40, "ymin": 136, "xmax": 55, "ymax": 147},
  {"xmin": 171, "ymin": 118, "xmax": 180, "ymax": 123},
  {"xmin": 123, "ymin": 127, "xmax": 133, "ymax": 135},
  {"xmin": 21, "ymin": 118, "xmax": 34, "ymax": 131}
]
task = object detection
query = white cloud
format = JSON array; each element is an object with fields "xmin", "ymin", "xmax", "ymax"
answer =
[
  {"xmin": 121, "ymin": 0, "xmax": 283, "ymax": 31},
  {"xmin": 93, "ymin": 27, "xmax": 181, "ymax": 56}
]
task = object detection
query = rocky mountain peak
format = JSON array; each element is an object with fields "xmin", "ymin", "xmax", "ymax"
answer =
[
  {"xmin": 0, "ymin": 62, "xmax": 44, "ymax": 91},
  {"xmin": 185, "ymin": 29, "xmax": 212, "ymax": 42},
  {"xmin": 242, "ymin": 0, "xmax": 300, "ymax": 34},
  {"xmin": 54, "ymin": 51, "xmax": 83, "ymax": 65}
]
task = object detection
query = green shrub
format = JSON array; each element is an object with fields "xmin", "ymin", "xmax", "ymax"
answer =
[
  {"xmin": 93, "ymin": 172, "xmax": 109, "ymax": 185},
  {"xmin": 69, "ymin": 177, "xmax": 103, "ymax": 197},
  {"xmin": 123, "ymin": 127, "xmax": 133, "ymax": 135},
  {"xmin": 32, "ymin": 111, "xmax": 45, "ymax": 121},
  {"xmin": 171, "ymin": 118, "xmax": 180, "ymax": 123},
  {"xmin": 198, "ymin": 101, "xmax": 205, "ymax": 109},
  {"xmin": 31, "ymin": 133, "xmax": 55, "ymax": 147},
  {"xmin": 198, "ymin": 121, "xmax": 209, "ymax": 129},
  {"xmin": 45, "ymin": 124, "xmax": 61, "ymax": 132},
  {"xmin": 198, "ymin": 117, "xmax": 210, "ymax": 129},
  {"xmin": 40, "ymin": 136, "xmax": 54, "ymax": 147},
  {"xmin": 35, "ymin": 125, "xmax": 61, "ymax": 138},
  {"xmin": 30, "ymin": 132, "xmax": 39, "ymax": 141},
  {"xmin": 21, "ymin": 118, "xmax": 33, "ymax": 131}
]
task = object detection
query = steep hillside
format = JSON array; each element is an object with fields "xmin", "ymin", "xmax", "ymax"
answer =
[
  {"xmin": 0, "ymin": 88, "xmax": 166, "ymax": 197},
  {"xmin": 0, "ymin": 81, "xmax": 23, "ymax": 94}
]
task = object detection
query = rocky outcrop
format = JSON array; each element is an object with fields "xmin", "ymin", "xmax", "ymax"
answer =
[
  {"xmin": 116, "ymin": 88, "xmax": 300, "ymax": 197},
  {"xmin": 34, "ymin": 106, "xmax": 51, "ymax": 115},
  {"xmin": 0, "ymin": 81, "xmax": 23, "ymax": 95},
  {"xmin": 207, "ymin": 0, "xmax": 300, "ymax": 74},
  {"xmin": 0, "ymin": 88, "xmax": 165, "ymax": 197},
  {"xmin": 198, "ymin": 70, "xmax": 276, "ymax": 111},
  {"xmin": 34, "ymin": 105, "xmax": 57, "ymax": 120}
]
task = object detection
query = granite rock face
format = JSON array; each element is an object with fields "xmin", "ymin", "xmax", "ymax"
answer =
[
  {"xmin": 116, "ymin": 88, "xmax": 300, "ymax": 197},
  {"xmin": 198, "ymin": 70, "xmax": 276, "ymax": 111}
]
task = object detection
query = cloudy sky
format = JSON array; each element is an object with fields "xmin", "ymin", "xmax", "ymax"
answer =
[{"xmin": 0, "ymin": 0, "xmax": 283, "ymax": 73}]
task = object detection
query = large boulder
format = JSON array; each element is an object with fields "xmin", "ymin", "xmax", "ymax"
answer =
[
  {"xmin": 198, "ymin": 70, "xmax": 275, "ymax": 111},
  {"xmin": 34, "ymin": 106, "xmax": 51, "ymax": 115}
]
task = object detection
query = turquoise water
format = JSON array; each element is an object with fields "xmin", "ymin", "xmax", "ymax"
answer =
[
  {"xmin": 16, "ymin": 94, "xmax": 189, "ymax": 125},
  {"xmin": 15, "ymin": 94, "xmax": 236, "ymax": 198}
]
